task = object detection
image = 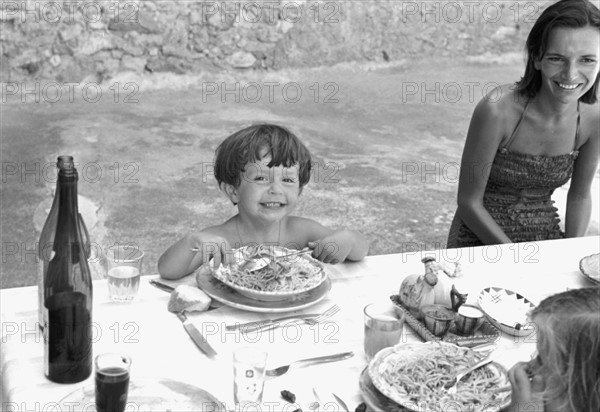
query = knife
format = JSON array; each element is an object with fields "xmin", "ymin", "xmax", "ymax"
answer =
[
  {"xmin": 176, "ymin": 311, "xmax": 217, "ymax": 358},
  {"xmin": 225, "ymin": 313, "xmax": 320, "ymax": 331}
]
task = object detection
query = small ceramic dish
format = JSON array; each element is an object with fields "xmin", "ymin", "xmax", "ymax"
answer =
[
  {"xmin": 421, "ymin": 304, "xmax": 454, "ymax": 337},
  {"xmin": 477, "ymin": 287, "xmax": 536, "ymax": 337}
]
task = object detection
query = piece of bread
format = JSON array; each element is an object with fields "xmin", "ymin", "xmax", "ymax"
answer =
[{"xmin": 167, "ymin": 285, "xmax": 211, "ymax": 313}]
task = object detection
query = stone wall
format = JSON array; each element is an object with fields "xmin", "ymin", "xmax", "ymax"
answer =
[{"xmin": 0, "ymin": 0, "xmax": 552, "ymax": 83}]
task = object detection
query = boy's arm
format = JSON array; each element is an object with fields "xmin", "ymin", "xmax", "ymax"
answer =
[
  {"xmin": 157, "ymin": 234, "xmax": 201, "ymax": 280},
  {"xmin": 157, "ymin": 230, "xmax": 232, "ymax": 280},
  {"xmin": 291, "ymin": 217, "xmax": 369, "ymax": 263},
  {"xmin": 309, "ymin": 229, "xmax": 369, "ymax": 263}
]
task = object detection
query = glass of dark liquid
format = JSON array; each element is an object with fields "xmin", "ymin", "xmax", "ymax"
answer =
[{"xmin": 95, "ymin": 353, "xmax": 132, "ymax": 412}]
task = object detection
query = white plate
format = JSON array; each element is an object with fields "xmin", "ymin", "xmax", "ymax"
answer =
[
  {"xmin": 197, "ymin": 268, "xmax": 331, "ymax": 313},
  {"xmin": 367, "ymin": 342, "xmax": 511, "ymax": 412},
  {"xmin": 579, "ymin": 253, "xmax": 600, "ymax": 284},
  {"xmin": 59, "ymin": 377, "xmax": 225, "ymax": 411},
  {"xmin": 477, "ymin": 287, "xmax": 536, "ymax": 337},
  {"xmin": 210, "ymin": 246, "xmax": 327, "ymax": 302}
]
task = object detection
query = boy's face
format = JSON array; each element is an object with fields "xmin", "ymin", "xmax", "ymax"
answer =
[{"xmin": 228, "ymin": 154, "xmax": 301, "ymax": 223}]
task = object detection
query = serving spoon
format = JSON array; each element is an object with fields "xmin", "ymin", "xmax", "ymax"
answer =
[
  {"xmin": 241, "ymin": 248, "xmax": 313, "ymax": 272},
  {"xmin": 444, "ymin": 354, "xmax": 494, "ymax": 394}
]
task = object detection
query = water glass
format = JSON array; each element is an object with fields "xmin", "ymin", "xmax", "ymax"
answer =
[
  {"xmin": 105, "ymin": 244, "xmax": 144, "ymax": 302},
  {"xmin": 95, "ymin": 353, "xmax": 132, "ymax": 412},
  {"xmin": 233, "ymin": 347, "xmax": 268, "ymax": 407},
  {"xmin": 363, "ymin": 302, "xmax": 404, "ymax": 361}
]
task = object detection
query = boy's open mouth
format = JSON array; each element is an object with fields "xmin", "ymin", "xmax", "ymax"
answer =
[{"xmin": 261, "ymin": 202, "xmax": 285, "ymax": 208}]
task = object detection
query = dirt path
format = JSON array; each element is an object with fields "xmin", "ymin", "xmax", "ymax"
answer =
[{"xmin": 2, "ymin": 57, "xmax": 597, "ymax": 288}]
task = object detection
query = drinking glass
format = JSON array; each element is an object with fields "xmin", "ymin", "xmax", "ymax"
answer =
[
  {"xmin": 364, "ymin": 302, "xmax": 404, "ymax": 361},
  {"xmin": 104, "ymin": 244, "xmax": 144, "ymax": 302},
  {"xmin": 233, "ymin": 347, "xmax": 268, "ymax": 407},
  {"xmin": 95, "ymin": 353, "xmax": 132, "ymax": 412}
]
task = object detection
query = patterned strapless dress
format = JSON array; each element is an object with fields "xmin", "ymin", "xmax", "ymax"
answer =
[{"xmin": 446, "ymin": 101, "xmax": 580, "ymax": 248}]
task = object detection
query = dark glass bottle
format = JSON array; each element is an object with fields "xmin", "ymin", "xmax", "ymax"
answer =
[
  {"xmin": 38, "ymin": 156, "xmax": 90, "ymax": 331},
  {"xmin": 44, "ymin": 161, "xmax": 93, "ymax": 383}
]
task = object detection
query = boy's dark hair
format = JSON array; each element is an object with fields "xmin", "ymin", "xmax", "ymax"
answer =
[
  {"xmin": 516, "ymin": 0, "xmax": 600, "ymax": 104},
  {"xmin": 214, "ymin": 124, "xmax": 312, "ymax": 189}
]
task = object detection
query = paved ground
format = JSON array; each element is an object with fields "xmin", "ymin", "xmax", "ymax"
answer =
[{"xmin": 2, "ymin": 57, "xmax": 598, "ymax": 288}]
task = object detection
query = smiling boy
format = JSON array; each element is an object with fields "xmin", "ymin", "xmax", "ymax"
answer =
[{"xmin": 158, "ymin": 124, "xmax": 369, "ymax": 280}]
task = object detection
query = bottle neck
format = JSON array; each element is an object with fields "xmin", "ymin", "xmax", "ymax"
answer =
[{"xmin": 54, "ymin": 173, "xmax": 80, "ymax": 245}]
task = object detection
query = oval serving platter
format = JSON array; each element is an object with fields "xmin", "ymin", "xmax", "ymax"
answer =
[{"xmin": 197, "ymin": 268, "xmax": 332, "ymax": 313}]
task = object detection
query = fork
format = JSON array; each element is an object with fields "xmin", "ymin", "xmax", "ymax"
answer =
[
  {"xmin": 444, "ymin": 354, "xmax": 494, "ymax": 394},
  {"xmin": 304, "ymin": 304, "xmax": 340, "ymax": 325},
  {"xmin": 249, "ymin": 304, "xmax": 340, "ymax": 333},
  {"xmin": 265, "ymin": 351, "xmax": 354, "ymax": 377}
]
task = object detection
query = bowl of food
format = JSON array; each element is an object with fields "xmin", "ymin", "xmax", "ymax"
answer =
[
  {"xmin": 421, "ymin": 304, "xmax": 454, "ymax": 337},
  {"xmin": 368, "ymin": 342, "xmax": 511, "ymax": 412},
  {"xmin": 209, "ymin": 245, "xmax": 327, "ymax": 302}
]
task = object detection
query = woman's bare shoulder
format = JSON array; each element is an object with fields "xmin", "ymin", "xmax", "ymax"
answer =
[
  {"xmin": 579, "ymin": 102, "xmax": 600, "ymax": 141},
  {"xmin": 476, "ymin": 84, "xmax": 524, "ymax": 118}
]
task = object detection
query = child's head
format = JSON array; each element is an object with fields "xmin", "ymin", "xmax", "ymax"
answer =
[
  {"xmin": 530, "ymin": 287, "xmax": 600, "ymax": 412},
  {"xmin": 214, "ymin": 124, "xmax": 312, "ymax": 206},
  {"xmin": 516, "ymin": 0, "xmax": 600, "ymax": 104}
]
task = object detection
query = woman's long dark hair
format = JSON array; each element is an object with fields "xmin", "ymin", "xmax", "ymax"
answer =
[{"xmin": 516, "ymin": 0, "xmax": 600, "ymax": 104}]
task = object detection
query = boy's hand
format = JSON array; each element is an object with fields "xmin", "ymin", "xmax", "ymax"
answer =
[
  {"xmin": 187, "ymin": 233, "xmax": 234, "ymax": 268},
  {"xmin": 506, "ymin": 361, "xmax": 545, "ymax": 412},
  {"xmin": 308, "ymin": 234, "xmax": 352, "ymax": 264}
]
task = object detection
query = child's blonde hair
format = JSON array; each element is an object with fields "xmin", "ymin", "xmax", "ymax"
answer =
[{"xmin": 531, "ymin": 287, "xmax": 600, "ymax": 412}]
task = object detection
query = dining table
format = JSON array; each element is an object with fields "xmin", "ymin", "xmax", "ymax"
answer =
[{"xmin": 1, "ymin": 236, "xmax": 599, "ymax": 411}]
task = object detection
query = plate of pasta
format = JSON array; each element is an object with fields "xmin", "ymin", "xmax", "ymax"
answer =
[
  {"xmin": 210, "ymin": 245, "xmax": 327, "ymax": 302},
  {"xmin": 368, "ymin": 342, "xmax": 511, "ymax": 412}
]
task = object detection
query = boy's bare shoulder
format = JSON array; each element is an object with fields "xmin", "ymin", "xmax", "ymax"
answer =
[{"xmin": 200, "ymin": 219, "xmax": 238, "ymax": 243}]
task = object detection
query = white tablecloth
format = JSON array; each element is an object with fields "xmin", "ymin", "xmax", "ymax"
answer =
[{"xmin": 2, "ymin": 236, "xmax": 598, "ymax": 411}]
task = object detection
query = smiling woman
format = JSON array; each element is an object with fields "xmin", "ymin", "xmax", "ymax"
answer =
[{"xmin": 447, "ymin": 0, "xmax": 600, "ymax": 248}]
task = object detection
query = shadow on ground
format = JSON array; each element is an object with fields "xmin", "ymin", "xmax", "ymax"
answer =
[{"xmin": 2, "ymin": 57, "xmax": 598, "ymax": 288}]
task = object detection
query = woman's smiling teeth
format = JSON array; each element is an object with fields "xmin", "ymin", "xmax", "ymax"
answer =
[{"xmin": 556, "ymin": 82, "xmax": 580, "ymax": 90}]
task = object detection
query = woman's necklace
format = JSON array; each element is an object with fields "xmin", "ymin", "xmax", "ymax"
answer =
[{"xmin": 235, "ymin": 216, "xmax": 281, "ymax": 247}]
